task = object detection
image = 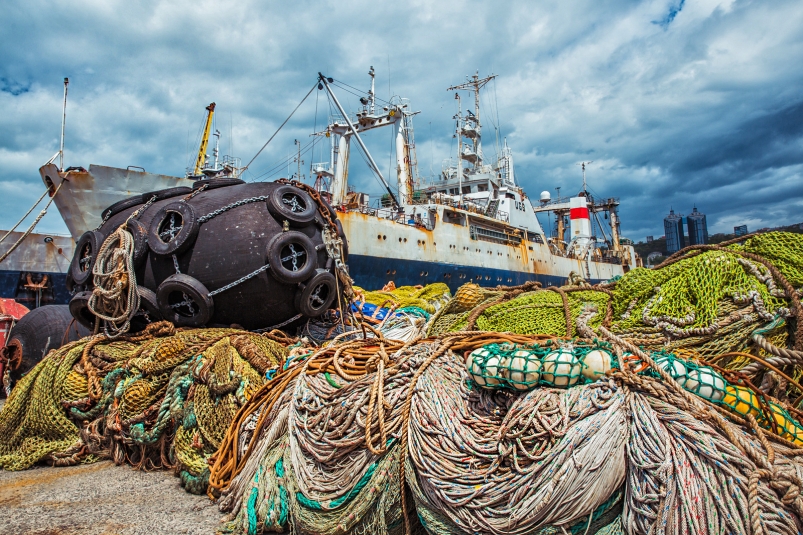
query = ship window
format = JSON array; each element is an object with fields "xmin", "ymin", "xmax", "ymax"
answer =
[
  {"xmin": 505, "ymin": 193, "xmax": 515, "ymax": 199},
  {"xmin": 477, "ymin": 184, "xmax": 488, "ymax": 192},
  {"xmin": 449, "ymin": 188, "xmax": 458, "ymax": 195},
  {"xmin": 462, "ymin": 186, "xmax": 471, "ymax": 194}
]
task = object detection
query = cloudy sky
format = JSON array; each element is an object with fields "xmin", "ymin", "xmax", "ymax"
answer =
[{"xmin": 1, "ymin": 0, "xmax": 802, "ymax": 241}]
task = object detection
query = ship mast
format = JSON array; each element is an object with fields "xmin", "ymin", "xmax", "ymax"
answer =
[
  {"xmin": 318, "ymin": 73, "xmax": 400, "ymax": 208},
  {"xmin": 60, "ymin": 78, "xmax": 69, "ymax": 171},
  {"xmin": 447, "ymin": 73, "xmax": 496, "ymax": 172}
]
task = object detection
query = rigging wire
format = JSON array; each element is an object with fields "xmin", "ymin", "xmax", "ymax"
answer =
[
  {"xmin": 241, "ymin": 82, "xmax": 318, "ymax": 177},
  {"xmin": 251, "ymin": 137, "xmax": 320, "ymax": 182}
]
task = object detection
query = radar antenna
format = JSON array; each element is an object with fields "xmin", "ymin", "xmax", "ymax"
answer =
[{"xmin": 577, "ymin": 161, "xmax": 593, "ymax": 193}]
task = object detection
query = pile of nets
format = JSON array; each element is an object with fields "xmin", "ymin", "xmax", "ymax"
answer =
[
  {"xmin": 209, "ymin": 331, "xmax": 803, "ymax": 535},
  {"xmin": 4, "ymin": 232, "xmax": 803, "ymax": 535},
  {"xmin": 354, "ymin": 282, "xmax": 451, "ymax": 316},
  {"xmin": 0, "ymin": 322, "xmax": 287, "ymax": 493}
]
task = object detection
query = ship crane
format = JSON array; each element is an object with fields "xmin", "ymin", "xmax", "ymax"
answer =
[{"xmin": 192, "ymin": 103, "xmax": 216, "ymax": 177}]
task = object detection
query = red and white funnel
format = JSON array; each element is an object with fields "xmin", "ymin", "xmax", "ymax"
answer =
[{"xmin": 570, "ymin": 195, "xmax": 592, "ymax": 239}]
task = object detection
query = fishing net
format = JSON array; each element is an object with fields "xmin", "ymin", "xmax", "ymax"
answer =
[
  {"xmin": 5, "ymin": 232, "xmax": 803, "ymax": 535},
  {"xmin": 355, "ymin": 283, "xmax": 451, "ymax": 315},
  {"xmin": 0, "ymin": 323, "xmax": 286, "ymax": 488}
]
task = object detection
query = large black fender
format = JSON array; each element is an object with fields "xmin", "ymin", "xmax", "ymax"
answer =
[{"xmin": 6, "ymin": 305, "xmax": 90, "ymax": 382}]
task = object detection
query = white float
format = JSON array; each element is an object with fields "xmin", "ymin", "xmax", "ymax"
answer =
[
  {"xmin": 581, "ymin": 349, "xmax": 614, "ymax": 381},
  {"xmin": 683, "ymin": 367, "xmax": 727, "ymax": 402},
  {"xmin": 507, "ymin": 349, "xmax": 542, "ymax": 390},
  {"xmin": 467, "ymin": 347, "xmax": 504, "ymax": 388},
  {"xmin": 541, "ymin": 348, "xmax": 581, "ymax": 387}
]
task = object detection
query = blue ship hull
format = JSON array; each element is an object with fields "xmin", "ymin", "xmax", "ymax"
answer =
[
  {"xmin": 0, "ymin": 270, "xmax": 71, "ymax": 307},
  {"xmin": 346, "ymin": 254, "xmax": 602, "ymax": 293}
]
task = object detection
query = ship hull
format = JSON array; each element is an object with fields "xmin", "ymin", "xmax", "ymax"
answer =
[
  {"xmin": 339, "ymin": 210, "xmax": 623, "ymax": 292},
  {"xmin": 0, "ymin": 231, "xmax": 74, "ymax": 306}
]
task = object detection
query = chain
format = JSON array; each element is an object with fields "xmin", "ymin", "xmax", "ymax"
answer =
[
  {"xmin": 172, "ymin": 254, "xmax": 181, "ymax": 274},
  {"xmin": 252, "ymin": 313, "xmax": 303, "ymax": 333},
  {"xmin": 96, "ymin": 194, "xmax": 157, "ymax": 231},
  {"xmin": 208, "ymin": 263, "xmax": 271, "ymax": 297},
  {"xmin": 276, "ymin": 179, "xmax": 337, "ymax": 230},
  {"xmin": 197, "ymin": 196, "xmax": 269, "ymax": 224},
  {"xmin": 182, "ymin": 183, "xmax": 208, "ymax": 201}
]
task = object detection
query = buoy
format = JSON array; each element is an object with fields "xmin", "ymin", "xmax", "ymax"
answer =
[
  {"xmin": 654, "ymin": 355, "xmax": 687, "ymax": 381},
  {"xmin": 722, "ymin": 385, "xmax": 762, "ymax": 419},
  {"xmin": 466, "ymin": 348, "xmax": 503, "ymax": 388},
  {"xmin": 507, "ymin": 349, "xmax": 542, "ymax": 390},
  {"xmin": 683, "ymin": 367, "xmax": 726, "ymax": 402},
  {"xmin": 541, "ymin": 349, "xmax": 581, "ymax": 387},
  {"xmin": 581, "ymin": 349, "xmax": 613, "ymax": 381}
]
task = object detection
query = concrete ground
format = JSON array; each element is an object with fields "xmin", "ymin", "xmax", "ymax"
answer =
[{"xmin": 0, "ymin": 401, "xmax": 226, "ymax": 535}]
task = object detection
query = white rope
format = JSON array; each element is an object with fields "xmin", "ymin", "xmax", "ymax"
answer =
[
  {"xmin": 87, "ymin": 225, "xmax": 140, "ymax": 337},
  {"xmin": 0, "ymin": 183, "xmax": 64, "ymax": 265},
  {"xmin": 0, "ymin": 188, "xmax": 50, "ymax": 246}
]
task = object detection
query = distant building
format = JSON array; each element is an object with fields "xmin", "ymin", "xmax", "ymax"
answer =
[
  {"xmin": 686, "ymin": 206, "xmax": 708, "ymax": 245},
  {"xmin": 646, "ymin": 236, "xmax": 654, "ymax": 242},
  {"xmin": 734, "ymin": 225, "xmax": 748, "ymax": 237},
  {"xmin": 664, "ymin": 209, "xmax": 685, "ymax": 254}
]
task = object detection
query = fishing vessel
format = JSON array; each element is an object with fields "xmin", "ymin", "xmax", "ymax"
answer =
[{"xmin": 309, "ymin": 70, "xmax": 639, "ymax": 290}]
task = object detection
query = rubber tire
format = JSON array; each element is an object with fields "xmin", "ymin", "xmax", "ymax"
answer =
[
  {"xmin": 130, "ymin": 286, "xmax": 162, "ymax": 331},
  {"xmin": 266, "ymin": 231, "xmax": 317, "ymax": 284},
  {"xmin": 266, "ymin": 185, "xmax": 317, "ymax": 227},
  {"xmin": 126, "ymin": 219, "xmax": 149, "ymax": 266},
  {"xmin": 101, "ymin": 194, "xmax": 144, "ymax": 221},
  {"xmin": 156, "ymin": 273, "xmax": 214, "ymax": 327},
  {"xmin": 295, "ymin": 270, "xmax": 337, "ymax": 317},
  {"xmin": 192, "ymin": 178, "xmax": 245, "ymax": 191},
  {"xmin": 140, "ymin": 187, "xmax": 193, "ymax": 203},
  {"xmin": 70, "ymin": 231, "xmax": 105, "ymax": 286},
  {"xmin": 148, "ymin": 202, "xmax": 199, "ymax": 256},
  {"xmin": 7, "ymin": 305, "xmax": 90, "ymax": 382},
  {"xmin": 69, "ymin": 291, "xmax": 97, "ymax": 330}
]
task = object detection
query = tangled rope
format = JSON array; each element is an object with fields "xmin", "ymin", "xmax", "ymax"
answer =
[{"xmin": 88, "ymin": 225, "xmax": 140, "ymax": 336}]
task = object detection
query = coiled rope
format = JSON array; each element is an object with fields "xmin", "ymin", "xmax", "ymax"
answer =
[{"xmin": 88, "ymin": 225, "xmax": 139, "ymax": 337}]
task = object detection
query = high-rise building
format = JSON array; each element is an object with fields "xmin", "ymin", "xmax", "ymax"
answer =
[
  {"xmin": 686, "ymin": 206, "xmax": 708, "ymax": 245},
  {"xmin": 664, "ymin": 209, "xmax": 685, "ymax": 254},
  {"xmin": 734, "ymin": 225, "xmax": 748, "ymax": 237},
  {"xmin": 646, "ymin": 236, "xmax": 654, "ymax": 242}
]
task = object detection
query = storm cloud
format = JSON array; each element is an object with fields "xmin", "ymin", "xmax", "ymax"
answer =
[{"xmin": 1, "ymin": 0, "xmax": 801, "ymax": 241}]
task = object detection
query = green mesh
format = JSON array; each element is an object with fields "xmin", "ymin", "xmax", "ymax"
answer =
[{"xmin": 465, "ymin": 340, "xmax": 618, "ymax": 390}]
